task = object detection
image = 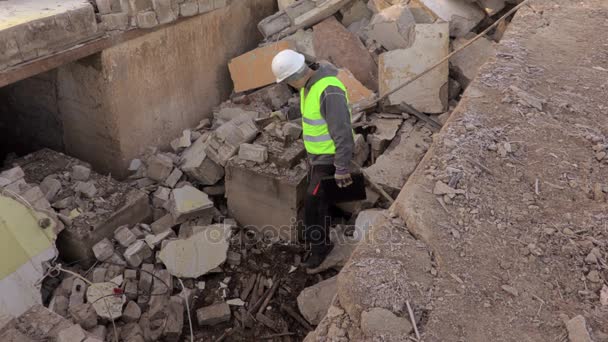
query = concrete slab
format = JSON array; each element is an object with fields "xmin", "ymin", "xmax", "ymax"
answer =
[
  {"xmin": 313, "ymin": 16, "xmax": 378, "ymax": 91},
  {"xmin": 417, "ymin": 0, "xmax": 485, "ymax": 37},
  {"xmin": 228, "ymin": 40, "xmax": 296, "ymax": 93},
  {"xmin": 451, "ymin": 34, "xmax": 497, "ymax": 88},
  {"xmin": 379, "ymin": 23, "xmax": 449, "ymax": 113},
  {"xmin": 0, "ymin": 0, "xmax": 98, "ymax": 71},
  {"xmin": 225, "ymin": 160, "xmax": 307, "ymax": 241}
]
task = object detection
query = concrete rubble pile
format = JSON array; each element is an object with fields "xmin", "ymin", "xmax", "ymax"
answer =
[{"xmin": 0, "ymin": 0, "xmax": 516, "ymax": 340}]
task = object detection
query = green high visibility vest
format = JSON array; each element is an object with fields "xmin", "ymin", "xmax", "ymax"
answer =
[{"xmin": 300, "ymin": 76, "xmax": 350, "ymax": 155}]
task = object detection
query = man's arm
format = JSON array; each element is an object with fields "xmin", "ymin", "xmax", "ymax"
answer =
[{"xmin": 320, "ymin": 86, "xmax": 354, "ymax": 169}]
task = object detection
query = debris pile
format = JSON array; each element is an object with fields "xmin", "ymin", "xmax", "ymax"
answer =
[{"xmin": 0, "ymin": 0, "xmax": 517, "ymax": 340}]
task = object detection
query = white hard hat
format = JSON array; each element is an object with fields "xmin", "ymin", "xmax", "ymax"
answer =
[{"xmin": 271, "ymin": 49, "xmax": 306, "ymax": 83}]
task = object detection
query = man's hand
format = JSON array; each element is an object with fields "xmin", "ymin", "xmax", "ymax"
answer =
[{"xmin": 335, "ymin": 167, "xmax": 353, "ymax": 188}]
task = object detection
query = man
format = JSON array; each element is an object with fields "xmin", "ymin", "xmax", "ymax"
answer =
[{"xmin": 271, "ymin": 49, "xmax": 355, "ymax": 268}]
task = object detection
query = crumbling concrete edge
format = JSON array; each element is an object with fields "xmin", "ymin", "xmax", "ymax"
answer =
[{"xmin": 304, "ymin": 6, "xmax": 536, "ymax": 342}]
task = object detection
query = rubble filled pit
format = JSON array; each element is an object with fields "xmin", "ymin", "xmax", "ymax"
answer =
[{"xmin": 2, "ymin": 0, "xmax": 579, "ymax": 341}]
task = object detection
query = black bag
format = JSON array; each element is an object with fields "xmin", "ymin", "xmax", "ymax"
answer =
[{"xmin": 321, "ymin": 173, "xmax": 367, "ymax": 203}]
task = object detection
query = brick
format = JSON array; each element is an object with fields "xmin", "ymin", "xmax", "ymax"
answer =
[
  {"xmin": 340, "ymin": 0, "xmax": 372, "ymax": 27},
  {"xmin": 205, "ymin": 115, "xmax": 259, "ymax": 166},
  {"xmin": 282, "ymin": 122, "xmax": 302, "ymax": 140},
  {"xmin": 238, "ymin": 143, "xmax": 268, "ymax": 163},
  {"xmin": 164, "ymin": 168, "xmax": 183, "ymax": 188},
  {"xmin": 249, "ymin": 84, "xmax": 293, "ymax": 110},
  {"xmin": 313, "ymin": 16, "xmax": 378, "ymax": 91},
  {"xmin": 69, "ymin": 303, "xmax": 98, "ymax": 330},
  {"xmin": 136, "ymin": 10, "xmax": 159, "ymax": 28},
  {"xmin": 152, "ymin": 186, "xmax": 171, "ymax": 208},
  {"xmin": 40, "ymin": 176, "xmax": 62, "ymax": 202},
  {"xmin": 122, "ymin": 301, "xmax": 142, "ymax": 322},
  {"xmin": 179, "ymin": 1, "xmax": 199, "ymax": 16},
  {"xmin": 416, "ymin": 0, "xmax": 485, "ymax": 37},
  {"xmin": 146, "ymin": 154, "xmax": 173, "ymax": 182},
  {"xmin": 180, "ymin": 136, "xmax": 225, "ymax": 185},
  {"xmin": 367, "ymin": 4, "xmax": 416, "ymax": 50},
  {"xmin": 152, "ymin": 0, "xmax": 177, "ymax": 24},
  {"xmin": 379, "ymin": 23, "xmax": 449, "ymax": 113},
  {"xmin": 124, "ymin": 240, "xmax": 153, "ymax": 267},
  {"xmin": 196, "ymin": 302, "xmax": 231, "ymax": 326},
  {"xmin": 92, "ymin": 238, "xmax": 114, "ymax": 262},
  {"xmin": 57, "ymin": 324, "xmax": 86, "ymax": 342},
  {"xmin": 150, "ymin": 213, "xmax": 176, "ymax": 234},
  {"xmin": 228, "ymin": 40, "xmax": 295, "ymax": 93},
  {"xmin": 114, "ymin": 225, "xmax": 137, "ymax": 247},
  {"xmin": 75, "ymin": 181, "xmax": 97, "ymax": 198},
  {"xmin": 168, "ymin": 185, "xmax": 215, "ymax": 223},
  {"xmin": 101, "ymin": 13, "xmax": 130, "ymax": 31}
]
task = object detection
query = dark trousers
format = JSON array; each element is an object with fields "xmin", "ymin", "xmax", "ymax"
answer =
[{"xmin": 304, "ymin": 164, "xmax": 335, "ymax": 251}]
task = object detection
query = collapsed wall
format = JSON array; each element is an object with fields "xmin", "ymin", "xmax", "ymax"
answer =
[{"xmin": 308, "ymin": 0, "xmax": 608, "ymax": 341}]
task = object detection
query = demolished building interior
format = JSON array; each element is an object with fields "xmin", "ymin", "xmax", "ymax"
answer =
[{"xmin": 1, "ymin": 0, "xmax": 607, "ymax": 341}]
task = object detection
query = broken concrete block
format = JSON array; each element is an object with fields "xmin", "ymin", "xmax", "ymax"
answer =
[
  {"xmin": 128, "ymin": 0, "xmax": 153, "ymax": 12},
  {"xmin": 95, "ymin": 0, "xmax": 114, "ymax": 14},
  {"xmin": 297, "ymin": 276, "xmax": 337, "ymax": 325},
  {"xmin": 336, "ymin": 69, "xmax": 375, "ymax": 106},
  {"xmin": 364, "ymin": 119, "xmax": 432, "ymax": 195},
  {"xmin": 353, "ymin": 134, "xmax": 369, "ymax": 167},
  {"xmin": 205, "ymin": 115, "xmax": 259, "ymax": 166},
  {"xmin": 196, "ymin": 302, "xmax": 231, "ymax": 326},
  {"xmin": 368, "ymin": 116, "xmax": 403, "ymax": 154},
  {"xmin": 180, "ymin": 136, "xmax": 225, "ymax": 185},
  {"xmin": 283, "ymin": 122, "xmax": 303, "ymax": 139},
  {"xmin": 86, "ymin": 282, "xmax": 126, "ymax": 320},
  {"xmin": 361, "ymin": 307, "xmax": 413, "ymax": 336},
  {"xmin": 278, "ymin": 0, "xmax": 296, "ymax": 11},
  {"xmin": 478, "ymin": 0, "xmax": 505, "ymax": 16},
  {"xmin": 228, "ymin": 40, "xmax": 295, "ymax": 92},
  {"xmin": 136, "ymin": 10, "xmax": 159, "ymax": 28},
  {"xmin": 248, "ymin": 83, "xmax": 293, "ymax": 110},
  {"xmin": 152, "ymin": 187, "xmax": 171, "ymax": 208},
  {"xmin": 0, "ymin": 166, "xmax": 24, "ymax": 187},
  {"xmin": 92, "ymin": 238, "xmax": 114, "ymax": 262},
  {"xmin": 281, "ymin": 29, "xmax": 316, "ymax": 62},
  {"xmin": 379, "ymin": 23, "xmax": 449, "ymax": 113},
  {"xmin": 179, "ymin": 1, "xmax": 199, "ymax": 16},
  {"xmin": 417, "ymin": 0, "xmax": 485, "ymax": 37},
  {"xmin": 168, "ymin": 185, "xmax": 215, "ymax": 223},
  {"xmin": 68, "ymin": 303, "xmax": 98, "ymax": 330},
  {"xmin": 257, "ymin": 10, "xmax": 291, "ymax": 38},
  {"xmin": 152, "ymin": 0, "xmax": 177, "ymax": 24},
  {"xmin": 75, "ymin": 181, "xmax": 97, "ymax": 198},
  {"xmin": 124, "ymin": 240, "xmax": 153, "ymax": 267},
  {"xmin": 215, "ymin": 107, "xmax": 259, "ymax": 124},
  {"xmin": 114, "ymin": 225, "xmax": 137, "ymax": 248},
  {"xmin": 101, "ymin": 13, "xmax": 129, "ymax": 31},
  {"xmin": 170, "ymin": 130, "xmax": 192, "ymax": 152},
  {"xmin": 145, "ymin": 229, "xmax": 176, "ymax": 249},
  {"xmin": 91, "ymin": 267, "xmax": 107, "ymax": 283},
  {"xmin": 566, "ymin": 315, "xmax": 593, "ymax": 342},
  {"xmin": 340, "ymin": 0, "xmax": 372, "ymax": 27},
  {"xmin": 57, "ymin": 324, "xmax": 87, "ymax": 342},
  {"xmin": 289, "ymin": 0, "xmax": 353, "ymax": 29},
  {"xmin": 313, "ymin": 16, "xmax": 378, "ymax": 91},
  {"xmin": 163, "ymin": 298, "xmax": 185, "ymax": 341},
  {"xmin": 40, "ymin": 176, "xmax": 62, "ymax": 202},
  {"xmin": 238, "ymin": 144, "xmax": 268, "ymax": 163},
  {"xmin": 122, "ymin": 301, "xmax": 142, "ymax": 323},
  {"xmin": 451, "ymin": 34, "xmax": 496, "ymax": 88},
  {"xmin": 354, "ymin": 209, "xmax": 384, "ymax": 241},
  {"xmin": 226, "ymin": 161, "xmax": 307, "ymax": 241},
  {"xmin": 147, "ymin": 154, "xmax": 174, "ymax": 182},
  {"xmin": 164, "ymin": 168, "xmax": 183, "ymax": 188},
  {"xmin": 367, "ymin": 4, "xmax": 416, "ymax": 51},
  {"xmin": 150, "ymin": 213, "xmax": 176, "ymax": 234},
  {"xmin": 88, "ymin": 326, "xmax": 107, "ymax": 341},
  {"xmin": 347, "ymin": 17, "xmax": 371, "ymax": 41},
  {"xmin": 159, "ymin": 225, "xmax": 230, "ymax": 277}
]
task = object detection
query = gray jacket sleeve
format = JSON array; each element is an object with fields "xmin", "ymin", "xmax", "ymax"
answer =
[{"xmin": 320, "ymin": 86, "xmax": 354, "ymax": 170}]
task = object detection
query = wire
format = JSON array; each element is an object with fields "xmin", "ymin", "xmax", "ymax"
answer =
[{"xmin": 178, "ymin": 279, "xmax": 194, "ymax": 342}]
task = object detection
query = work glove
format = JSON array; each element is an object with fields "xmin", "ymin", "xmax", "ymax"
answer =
[{"xmin": 335, "ymin": 167, "xmax": 353, "ymax": 188}]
